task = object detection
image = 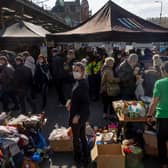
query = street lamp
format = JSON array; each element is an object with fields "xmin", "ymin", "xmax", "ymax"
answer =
[{"xmin": 155, "ymin": 0, "xmax": 163, "ymax": 24}]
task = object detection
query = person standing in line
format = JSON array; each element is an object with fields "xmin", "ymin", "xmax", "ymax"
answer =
[
  {"xmin": 100, "ymin": 57, "xmax": 120, "ymax": 119},
  {"xmin": 147, "ymin": 61, "xmax": 168, "ymax": 168},
  {"xmin": 117, "ymin": 53, "xmax": 138, "ymax": 100},
  {"xmin": 86, "ymin": 53, "xmax": 101, "ymax": 101},
  {"xmin": 23, "ymin": 51, "xmax": 36, "ymax": 76},
  {"xmin": 66, "ymin": 62, "xmax": 90, "ymax": 166},
  {"xmin": 0, "ymin": 56, "xmax": 18, "ymax": 112},
  {"xmin": 34, "ymin": 55, "xmax": 50, "ymax": 110},
  {"xmin": 14, "ymin": 56, "xmax": 36, "ymax": 114},
  {"xmin": 23, "ymin": 51, "xmax": 36, "ymax": 100},
  {"xmin": 143, "ymin": 54, "xmax": 162, "ymax": 97},
  {"xmin": 50, "ymin": 48, "xmax": 66, "ymax": 106}
]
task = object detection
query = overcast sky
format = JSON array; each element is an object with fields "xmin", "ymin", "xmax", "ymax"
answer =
[{"xmin": 37, "ymin": 0, "xmax": 168, "ymax": 18}]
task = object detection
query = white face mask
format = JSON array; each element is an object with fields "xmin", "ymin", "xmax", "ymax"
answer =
[{"xmin": 73, "ymin": 72, "xmax": 82, "ymax": 80}]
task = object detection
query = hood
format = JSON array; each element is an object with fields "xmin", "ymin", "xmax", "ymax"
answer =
[{"xmin": 25, "ymin": 56, "xmax": 35, "ymax": 64}]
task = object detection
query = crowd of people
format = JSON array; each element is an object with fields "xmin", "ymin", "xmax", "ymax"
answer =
[
  {"xmin": 0, "ymin": 46, "xmax": 168, "ymax": 167},
  {"xmin": 0, "ymin": 51, "xmax": 49, "ymax": 113},
  {"xmin": 0, "ymin": 47, "xmax": 167, "ymax": 115}
]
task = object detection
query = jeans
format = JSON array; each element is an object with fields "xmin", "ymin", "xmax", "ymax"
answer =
[{"xmin": 157, "ymin": 118, "xmax": 168, "ymax": 165}]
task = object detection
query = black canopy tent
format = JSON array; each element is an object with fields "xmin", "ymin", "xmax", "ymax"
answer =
[{"xmin": 47, "ymin": 0, "xmax": 168, "ymax": 43}]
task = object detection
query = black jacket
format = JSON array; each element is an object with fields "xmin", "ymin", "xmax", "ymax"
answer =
[
  {"xmin": 117, "ymin": 60, "xmax": 136, "ymax": 98},
  {"xmin": 143, "ymin": 67, "xmax": 161, "ymax": 97},
  {"xmin": 0, "ymin": 64, "xmax": 15, "ymax": 91},
  {"xmin": 50, "ymin": 55, "xmax": 65, "ymax": 79},
  {"xmin": 14, "ymin": 64, "xmax": 33, "ymax": 92},
  {"xmin": 34, "ymin": 63, "xmax": 49, "ymax": 85},
  {"xmin": 69, "ymin": 79, "xmax": 90, "ymax": 125}
]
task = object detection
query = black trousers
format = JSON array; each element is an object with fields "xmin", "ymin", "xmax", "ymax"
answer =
[
  {"xmin": 17, "ymin": 90, "xmax": 36, "ymax": 114},
  {"xmin": 157, "ymin": 118, "xmax": 168, "ymax": 165},
  {"xmin": 2, "ymin": 90, "xmax": 19, "ymax": 112},
  {"xmin": 102, "ymin": 95, "xmax": 115, "ymax": 115},
  {"xmin": 71, "ymin": 123, "xmax": 89, "ymax": 161},
  {"xmin": 54, "ymin": 78, "xmax": 66, "ymax": 105},
  {"xmin": 88, "ymin": 74, "xmax": 100, "ymax": 101},
  {"xmin": 41, "ymin": 83, "xmax": 48, "ymax": 110}
]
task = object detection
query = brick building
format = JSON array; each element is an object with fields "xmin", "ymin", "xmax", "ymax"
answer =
[{"xmin": 52, "ymin": 0, "xmax": 89, "ymax": 27}]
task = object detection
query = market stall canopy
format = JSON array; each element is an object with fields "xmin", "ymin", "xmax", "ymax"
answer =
[
  {"xmin": 1, "ymin": 21, "xmax": 50, "ymax": 38},
  {"xmin": 47, "ymin": 0, "xmax": 168, "ymax": 42}
]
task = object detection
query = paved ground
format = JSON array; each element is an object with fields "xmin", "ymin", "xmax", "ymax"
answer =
[
  {"xmin": 0, "ymin": 86, "xmax": 160, "ymax": 168},
  {"xmin": 40, "ymin": 88, "xmax": 160, "ymax": 168}
]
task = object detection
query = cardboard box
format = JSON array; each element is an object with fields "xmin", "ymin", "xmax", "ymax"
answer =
[
  {"xmin": 143, "ymin": 131, "xmax": 158, "ymax": 156},
  {"xmin": 91, "ymin": 143, "xmax": 125, "ymax": 168},
  {"xmin": 143, "ymin": 131, "xmax": 168, "ymax": 156},
  {"xmin": 143, "ymin": 131, "xmax": 157, "ymax": 148},
  {"xmin": 49, "ymin": 139, "xmax": 73, "ymax": 152}
]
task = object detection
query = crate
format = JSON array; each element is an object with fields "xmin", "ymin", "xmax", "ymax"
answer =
[
  {"xmin": 49, "ymin": 139, "xmax": 73, "ymax": 152},
  {"xmin": 143, "ymin": 131, "xmax": 168, "ymax": 157},
  {"xmin": 117, "ymin": 113, "xmax": 147, "ymax": 122}
]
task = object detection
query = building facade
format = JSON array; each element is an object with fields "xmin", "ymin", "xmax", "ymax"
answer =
[
  {"xmin": 52, "ymin": 0, "xmax": 89, "ymax": 27},
  {"xmin": 81, "ymin": 0, "xmax": 89, "ymax": 22}
]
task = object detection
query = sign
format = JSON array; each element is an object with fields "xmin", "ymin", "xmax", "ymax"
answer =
[{"xmin": 40, "ymin": 44, "xmax": 48, "ymax": 57}]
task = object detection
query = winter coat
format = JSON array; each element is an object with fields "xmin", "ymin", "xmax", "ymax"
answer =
[
  {"xmin": 14, "ymin": 64, "xmax": 33, "ymax": 94},
  {"xmin": 24, "ymin": 56, "xmax": 35, "ymax": 76},
  {"xmin": 69, "ymin": 79, "xmax": 90, "ymax": 126},
  {"xmin": 0, "ymin": 64, "xmax": 15, "ymax": 92},
  {"xmin": 100, "ymin": 65, "xmax": 120, "ymax": 97},
  {"xmin": 34, "ymin": 63, "xmax": 49, "ymax": 88},
  {"xmin": 143, "ymin": 67, "xmax": 161, "ymax": 97},
  {"xmin": 50, "ymin": 55, "xmax": 65, "ymax": 80},
  {"xmin": 117, "ymin": 60, "xmax": 136, "ymax": 98}
]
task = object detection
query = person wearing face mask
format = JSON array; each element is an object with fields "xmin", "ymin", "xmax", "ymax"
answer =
[
  {"xmin": 34, "ymin": 55, "xmax": 50, "ymax": 110},
  {"xmin": 117, "ymin": 53, "xmax": 138, "ymax": 100},
  {"xmin": 100, "ymin": 57, "xmax": 120, "ymax": 119},
  {"xmin": 14, "ymin": 56, "xmax": 36, "ymax": 114},
  {"xmin": 147, "ymin": 61, "xmax": 168, "ymax": 168},
  {"xmin": 66, "ymin": 62, "xmax": 90, "ymax": 166}
]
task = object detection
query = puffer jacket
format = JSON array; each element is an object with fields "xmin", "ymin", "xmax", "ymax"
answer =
[{"xmin": 100, "ymin": 65, "xmax": 120, "ymax": 96}]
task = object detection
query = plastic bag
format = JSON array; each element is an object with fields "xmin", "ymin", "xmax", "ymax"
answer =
[{"xmin": 135, "ymin": 78, "xmax": 144, "ymax": 100}]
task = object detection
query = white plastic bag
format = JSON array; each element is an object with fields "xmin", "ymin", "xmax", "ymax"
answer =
[{"xmin": 135, "ymin": 78, "xmax": 144, "ymax": 100}]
